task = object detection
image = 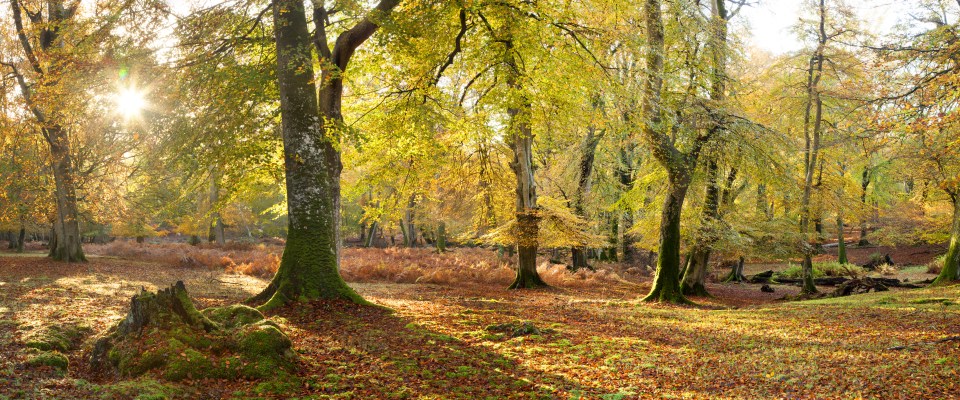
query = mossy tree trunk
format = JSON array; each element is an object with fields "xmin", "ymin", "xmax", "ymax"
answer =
[
  {"xmin": 681, "ymin": 162, "xmax": 723, "ymax": 297},
  {"xmin": 643, "ymin": 181, "xmax": 692, "ymax": 303},
  {"xmin": 436, "ymin": 222, "xmax": 446, "ymax": 253},
  {"xmin": 722, "ymin": 256, "xmax": 746, "ymax": 282},
  {"xmin": 683, "ymin": 0, "xmax": 732, "ymax": 297},
  {"xmin": 933, "ymin": 194, "xmax": 960, "ymax": 285},
  {"xmin": 252, "ymin": 0, "xmax": 399, "ymax": 310},
  {"xmin": 638, "ymin": 0, "xmax": 715, "ymax": 303}
]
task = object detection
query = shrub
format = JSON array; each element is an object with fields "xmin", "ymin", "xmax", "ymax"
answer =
[{"xmin": 875, "ymin": 263, "xmax": 899, "ymax": 276}]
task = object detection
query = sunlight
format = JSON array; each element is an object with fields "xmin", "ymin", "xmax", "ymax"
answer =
[{"xmin": 114, "ymin": 87, "xmax": 147, "ymax": 119}]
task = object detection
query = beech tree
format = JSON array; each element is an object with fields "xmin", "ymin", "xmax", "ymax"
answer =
[{"xmin": 251, "ymin": 0, "xmax": 401, "ymax": 309}]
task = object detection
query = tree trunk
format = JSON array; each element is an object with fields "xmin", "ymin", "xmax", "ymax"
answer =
[
  {"xmin": 252, "ymin": 0, "xmax": 398, "ymax": 309},
  {"xmin": 858, "ymin": 168, "xmax": 871, "ymax": 246},
  {"xmin": 16, "ymin": 227, "xmax": 25, "ymax": 253},
  {"xmin": 723, "ymin": 256, "xmax": 746, "ymax": 282},
  {"xmin": 616, "ymin": 147, "xmax": 636, "ymax": 263},
  {"xmin": 681, "ymin": 161, "xmax": 721, "ymax": 297},
  {"xmin": 504, "ymin": 29, "xmax": 547, "ymax": 290},
  {"xmin": 404, "ymin": 195, "xmax": 417, "ymax": 247},
  {"xmin": 210, "ymin": 169, "xmax": 225, "ymax": 245},
  {"xmin": 643, "ymin": 181, "xmax": 691, "ymax": 303},
  {"xmin": 509, "ymin": 211, "xmax": 546, "ymax": 289},
  {"xmin": 570, "ymin": 111, "xmax": 603, "ymax": 271},
  {"xmin": 436, "ymin": 222, "xmax": 446, "ymax": 253},
  {"xmin": 48, "ymin": 126, "xmax": 86, "ymax": 262},
  {"xmin": 399, "ymin": 218, "xmax": 409, "ymax": 247},
  {"xmin": 933, "ymin": 195, "xmax": 960, "ymax": 285},
  {"xmin": 364, "ymin": 221, "xmax": 377, "ymax": 248},
  {"xmin": 797, "ymin": 0, "xmax": 828, "ymax": 295},
  {"xmin": 681, "ymin": 0, "xmax": 730, "ymax": 297},
  {"xmin": 837, "ymin": 217, "xmax": 848, "ymax": 264}
]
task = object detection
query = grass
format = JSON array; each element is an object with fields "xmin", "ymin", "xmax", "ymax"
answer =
[{"xmin": 0, "ymin": 250, "xmax": 958, "ymax": 398}]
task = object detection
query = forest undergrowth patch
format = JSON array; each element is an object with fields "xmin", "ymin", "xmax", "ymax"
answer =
[{"xmin": 1, "ymin": 254, "xmax": 958, "ymax": 399}]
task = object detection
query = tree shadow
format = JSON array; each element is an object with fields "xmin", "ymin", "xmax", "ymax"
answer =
[{"xmin": 266, "ymin": 299, "xmax": 599, "ymax": 398}]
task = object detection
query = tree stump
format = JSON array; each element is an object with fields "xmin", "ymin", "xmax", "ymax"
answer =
[{"xmin": 91, "ymin": 281, "xmax": 295, "ymax": 380}]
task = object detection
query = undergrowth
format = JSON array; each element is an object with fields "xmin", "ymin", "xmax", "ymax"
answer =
[
  {"xmin": 86, "ymin": 242, "xmax": 625, "ymax": 288},
  {"xmin": 779, "ymin": 261, "xmax": 866, "ymax": 279}
]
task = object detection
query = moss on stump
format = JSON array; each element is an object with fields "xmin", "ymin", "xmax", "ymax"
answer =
[{"xmin": 90, "ymin": 281, "xmax": 295, "ymax": 381}]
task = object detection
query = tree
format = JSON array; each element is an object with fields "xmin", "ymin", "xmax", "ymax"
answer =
[
  {"xmin": 4, "ymin": 0, "xmax": 87, "ymax": 262},
  {"xmin": 636, "ymin": 0, "xmax": 719, "ymax": 303},
  {"xmin": 251, "ymin": 0, "xmax": 400, "ymax": 309},
  {"xmin": 680, "ymin": 0, "xmax": 737, "ymax": 297}
]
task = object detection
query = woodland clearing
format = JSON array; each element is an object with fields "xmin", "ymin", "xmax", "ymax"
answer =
[{"xmin": 1, "ymin": 246, "xmax": 957, "ymax": 399}]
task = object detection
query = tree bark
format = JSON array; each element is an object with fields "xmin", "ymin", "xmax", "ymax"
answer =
[
  {"xmin": 48, "ymin": 126, "xmax": 86, "ymax": 262},
  {"xmin": 404, "ymin": 194, "xmax": 417, "ymax": 247},
  {"xmin": 933, "ymin": 195, "xmax": 960, "ymax": 285},
  {"xmin": 436, "ymin": 222, "xmax": 446, "ymax": 253},
  {"xmin": 252, "ymin": 0, "xmax": 399, "ymax": 309},
  {"xmin": 6, "ymin": 0, "xmax": 86, "ymax": 263},
  {"xmin": 210, "ymin": 169, "xmax": 225, "ymax": 245},
  {"xmin": 837, "ymin": 217, "xmax": 848, "ymax": 264},
  {"xmin": 570, "ymin": 108, "xmax": 603, "ymax": 271},
  {"xmin": 503, "ymin": 27, "xmax": 546, "ymax": 289},
  {"xmin": 858, "ymin": 168, "xmax": 871, "ymax": 246},
  {"xmin": 797, "ymin": 0, "xmax": 828, "ymax": 295},
  {"xmin": 644, "ymin": 181, "xmax": 692, "ymax": 303},
  {"xmin": 16, "ymin": 226, "xmax": 25, "ymax": 253},
  {"xmin": 680, "ymin": 0, "xmax": 730, "ymax": 297}
]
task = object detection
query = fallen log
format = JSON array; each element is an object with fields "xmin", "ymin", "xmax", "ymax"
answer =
[{"xmin": 747, "ymin": 274, "xmax": 923, "ymax": 288}]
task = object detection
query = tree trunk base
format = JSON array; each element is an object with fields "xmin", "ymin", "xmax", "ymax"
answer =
[
  {"xmin": 680, "ymin": 281, "xmax": 711, "ymax": 297},
  {"xmin": 641, "ymin": 284, "xmax": 693, "ymax": 304}
]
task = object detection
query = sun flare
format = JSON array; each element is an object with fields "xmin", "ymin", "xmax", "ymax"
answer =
[{"xmin": 115, "ymin": 87, "xmax": 147, "ymax": 119}]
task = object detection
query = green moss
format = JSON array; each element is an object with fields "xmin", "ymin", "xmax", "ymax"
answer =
[
  {"xmin": 201, "ymin": 304, "xmax": 265, "ymax": 328},
  {"xmin": 255, "ymin": 227, "xmax": 372, "ymax": 311},
  {"xmin": 239, "ymin": 322, "xmax": 292, "ymax": 356},
  {"xmin": 26, "ymin": 350, "xmax": 69, "ymax": 373},
  {"xmin": 101, "ymin": 378, "xmax": 179, "ymax": 400},
  {"xmin": 117, "ymin": 338, "xmax": 186, "ymax": 377},
  {"xmin": 164, "ymin": 348, "xmax": 216, "ymax": 381},
  {"xmin": 23, "ymin": 323, "xmax": 91, "ymax": 352}
]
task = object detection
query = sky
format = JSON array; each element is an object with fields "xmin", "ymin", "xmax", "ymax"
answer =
[
  {"xmin": 738, "ymin": 0, "xmax": 918, "ymax": 54},
  {"xmin": 165, "ymin": 0, "xmax": 919, "ymax": 56}
]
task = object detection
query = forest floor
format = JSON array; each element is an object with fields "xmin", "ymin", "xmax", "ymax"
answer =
[{"xmin": 0, "ymin": 246, "xmax": 958, "ymax": 399}]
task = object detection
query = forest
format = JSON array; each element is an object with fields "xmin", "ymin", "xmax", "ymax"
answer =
[{"xmin": 0, "ymin": 0, "xmax": 959, "ymax": 398}]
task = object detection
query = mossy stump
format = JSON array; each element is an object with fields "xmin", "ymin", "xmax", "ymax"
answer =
[{"xmin": 91, "ymin": 281, "xmax": 295, "ymax": 381}]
